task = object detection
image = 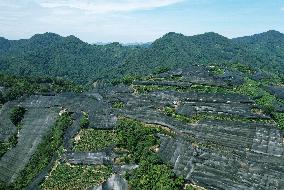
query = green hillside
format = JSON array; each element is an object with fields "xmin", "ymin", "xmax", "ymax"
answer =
[{"xmin": 1, "ymin": 31, "xmax": 284, "ymax": 84}]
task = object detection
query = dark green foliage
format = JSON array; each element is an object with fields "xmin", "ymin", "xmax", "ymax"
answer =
[
  {"xmin": 154, "ymin": 66, "xmax": 170, "ymax": 74},
  {"xmin": 73, "ymin": 129, "xmax": 117, "ymax": 152},
  {"xmin": 113, "ymin": 31, "xmax": 284, "ymax": 78},
  {"xmin": 116, "ymin": 118, "xmax": 183, "ymax": 189},
  {"xmin": 116, "ymin": 118, "xmax": 161, "ymax": 163},
  {"xmin": 236, "ymin": 78, "xmax": 277, "ymax": 114},
  {"xmin": 0, "ymin": 134, "xmax": 17, "ymax": 157},
  {"xmin": 229, "ymin": 62, "xmax": 255, "ymax": 74},
  {"xmin": 1, "ymin": 31, "xmax": 284, "ymax": 84},
  {"xmin": 122, "ymin": 75, "xmax": 139, "ymax": 85},
  {"xmin": 0, "ymin": 181, "xmax": 14, "ymax": 190},
  {"xmin": 272, "ymin": 113, "xmax": 284, "ymax": 130},
  {"xmin": 233, "ymin": 30, "xmax": 284, "ymax": 75},
  {"xmin": 126, "ymin": 162, "xmax": 184, "ymax": 190},
  {"xmin": 80, "ymin": 113, "xmax": 90, "ymax": 128},
  {"xmin": 41, "ymin": 164, "xmax": 112, "ymax": 190},
  {"xmin": 10, "ymin": 106, "xmax": 26, "ymax": 126},
  {"xmin": 0, "ymin": 74, "xmax": 83, "ymax": 103},
  {"xmin": 0, "ymin": 33, "xmax": 138, "ymax": 84},
  {"xmin": 12, "ymin": 113, "xmax": 72, "ymax": 189}
]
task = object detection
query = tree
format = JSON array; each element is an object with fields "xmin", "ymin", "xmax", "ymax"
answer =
[{"xmin": 10, "ymin": 106, "xmax": 26, "ymax": 126}]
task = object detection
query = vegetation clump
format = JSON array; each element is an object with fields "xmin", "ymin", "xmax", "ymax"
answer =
[
  {"xmin": 236, "ymin": 78, "xmax": 278, "ymax": 114},
  {"xmin": 0, "ymin": 74, "xmax": 83, "ymax": 104},
  {"xmin": 41, "ymin": 164, "xmax": 111, "ymax": 190},
  {"xmin": 112, "ymin": 101, "xmax": 125, "ymax": 109},
  {"xmin": 80, "ymin": 113, "xmax": 90, "ymax": 128},
  {"xmin": 272, "ymin": 113, "xmax": 284, "ymax": 130},
  {"xmin": 0, "ymin": 134, "xmax": 17, "ymax": 157},
  {"xmin": 10, "ymin": 106, "xmax": 26, "ymax": 126},
  {"xmin": 116, "ymin": 118, "xmax": 184, "ymax": 189},
  {"xmin": 73, "ymin": 129, "xmax": 117, "ymax": 152},
  {"xmin": 126, "ymin": 162, "xmax": 184, "ymax": 190}
]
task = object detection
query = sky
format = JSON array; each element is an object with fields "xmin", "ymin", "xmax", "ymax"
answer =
[{"xmin": 0, "ymin": 0, "xmax": 284, "ymax": 43}]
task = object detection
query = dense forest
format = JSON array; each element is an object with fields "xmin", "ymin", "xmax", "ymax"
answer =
[
  {"xmin": 0, "ymin": 74, "xmax": 83, "ymax": 104},
  {"xmin": 0, "ymin": 30, "xmax": 284, "ymax": 84}
]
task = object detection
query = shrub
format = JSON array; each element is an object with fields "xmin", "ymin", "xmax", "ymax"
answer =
[
  {"xmin": 10, "ymin": 106, "xmax": 26, "ymax": 126},
  {"xmin": 127, "ymin": 162, "xmax": 184, "ymax": 190},
  {"xmin": 80, "ymin": 113, "xmax": 90, "ymax": 128}
]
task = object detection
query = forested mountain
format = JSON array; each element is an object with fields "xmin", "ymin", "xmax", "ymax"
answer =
[
  {"xmin": 0, "ymin": 33, "xmax": 139, "ymax": 84},
  {"xmin": 0, "ymin": 31, "xmax": 284, "ymax": 84},
  {"xmin": 232, "ymin": 30, "xmax": 284, "ymax": 74},
  {"xmin": 111, "ymin": 32, "xmax": 242, "ymax": 77}
]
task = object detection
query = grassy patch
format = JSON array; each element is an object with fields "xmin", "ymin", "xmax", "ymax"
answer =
[
  {"xmin": 190, "ymin": 84, "xmax": 232, "ymax": 93},
  {"xmin": 112, "ymin": 101, "xmax": 125, "ymax": 109},
  {"xmin": 133, "ymin": 84, "xmax": 231, "ymax": 94},
  {"xmin": 41, "ymin": 163, "xmax": 111, "ymax": 190},
  {"xmin": 164, "ymin": 106, "xmax": 272, "ymax": 124},
  {"xmin": 73, "ymin": 129, "xmax": 117, "ymax": 152},
  {"xmin": 133, "ymin": 85, "xmax": 180, "ymax": 93}
]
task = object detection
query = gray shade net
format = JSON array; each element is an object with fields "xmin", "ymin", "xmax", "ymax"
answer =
[{"xmin": 0, "ymin": 67, "xmax": 283, "ymax": 189}]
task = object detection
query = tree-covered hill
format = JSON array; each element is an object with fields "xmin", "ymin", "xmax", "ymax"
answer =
[
  {"xmin": 232, "ymin": 30, "xmax": 284, "ymax": 74},
  {"xmin": 0, "ymin": 33, "xmax": 139, "ymax": 84},
  {"xmin": 111, "ymin": 32, "xmax": 242, "ymax": 77},
  {"xmin": 112, "ymin": 30, "xmax": 284, "ymax": 78},
  {"xmin": 0, "ymin": 31, "xmax": 284, "ymax": 84}
]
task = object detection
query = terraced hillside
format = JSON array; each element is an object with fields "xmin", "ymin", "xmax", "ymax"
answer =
[
  {"xmin": 96, "ymin": 65, "xmax": 284, "ymax": 189},
  {"xmin": 0, "ymin": 108, "xmax": 58, "ymax": 183},
  {"xmin": 0, "ymin": 92, "xmax": 116, "ymax": 188},
  {"xmin": 0, "ymin": 65, "xmax": 284, "ymax": 189}
]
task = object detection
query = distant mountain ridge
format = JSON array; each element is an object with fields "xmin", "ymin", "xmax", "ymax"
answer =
[{"xmin": 0, "ymin": 31, "xmax": 284, "ymax": 84}]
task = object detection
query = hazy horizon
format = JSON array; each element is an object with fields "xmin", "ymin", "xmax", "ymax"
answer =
[{"xmin": 1, "ymin": 0, "xmax": 284, "ymax": 43}]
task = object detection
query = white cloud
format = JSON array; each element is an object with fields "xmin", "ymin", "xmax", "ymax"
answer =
[
  {"xmin": 37, "ymin": 0, "xmax": 184, "ymax": 14},
  {"xmin": 0, "ymin": 0, "xmax": 185, "ymax": 42}
]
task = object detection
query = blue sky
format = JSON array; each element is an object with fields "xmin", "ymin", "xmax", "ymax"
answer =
[{"xmin": 0, "ymin": 0, "xmax": 284, "ymax": 43}]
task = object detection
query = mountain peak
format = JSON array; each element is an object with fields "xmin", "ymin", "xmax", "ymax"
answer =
[
  {"xmin": 0, "ymin": 36, "xmax": 8, "ymax": 41},
  {"xmin": 265, "ymin": 30, "xmax": 282, "ymax": 35},
  {"xmin": 256, "ymin": 30, "xmax": 284, "ymax": 38},
  {"xmin": 233, "ymin": 30, "xmax": 284, "ymax": 44},
  {"xmin": 65, "ymin": 35, "xmax": 84, "ymax": 43},
  {"xmin": 193, "ymin": 32, "xmax": 228, "ymax": 40},
  {"xmin": 31, "ymin": 32, "xmax": 61, "ymax": 39},
  {"xmin": 163, "ymin": 32, "xmax": 185, "ymax": 38},
  {"xmin": 29, "ymin": 32, "xmax": 62, "ymax": 44}
]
